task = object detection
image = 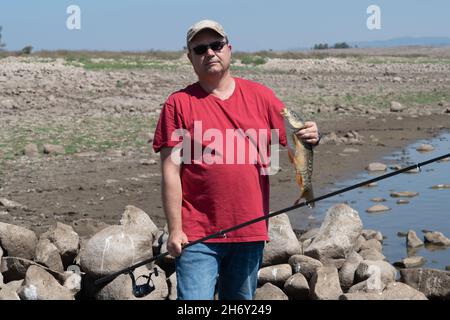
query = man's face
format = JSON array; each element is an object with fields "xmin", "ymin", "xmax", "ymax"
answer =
[{"xmin": 187, "ymin": 29, "xmax": 232, "ymax": 78}]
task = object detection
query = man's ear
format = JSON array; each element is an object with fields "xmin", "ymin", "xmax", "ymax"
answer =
[{"xmin": 187, "ymin": 51, "xmax": 192, "ymax": 63}]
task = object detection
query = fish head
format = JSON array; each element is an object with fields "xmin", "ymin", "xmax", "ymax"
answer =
[{"xmin": 280, "ymin": 108, "xmax": 305, "ymax": 130}]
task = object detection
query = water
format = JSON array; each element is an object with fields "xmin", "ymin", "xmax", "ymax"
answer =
[{"xmin": 289, "ymin": 132, "xmax": 450, "ymax": 270}]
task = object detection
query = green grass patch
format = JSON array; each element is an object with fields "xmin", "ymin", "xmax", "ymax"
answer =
[
  {"xmin": 65, "ymin": 56, "xmax": 179, "ymax": 71},
  {"xmin": 0, "ymin": 115, "xmax": 159, "ymax": 161},
  {"xmin": 239, "ymin": 55, "xmax": 267, "ymax": 65}
]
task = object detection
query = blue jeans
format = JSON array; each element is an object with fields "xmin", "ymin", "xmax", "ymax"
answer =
[{"xmin": 175, "ymin": 241, "xmax": 265, "ymax": 300}]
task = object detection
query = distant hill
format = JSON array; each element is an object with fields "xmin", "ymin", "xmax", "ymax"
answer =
[{"xmin": 349, "ymin": 37, "xmax": 450, "ymax": 48}]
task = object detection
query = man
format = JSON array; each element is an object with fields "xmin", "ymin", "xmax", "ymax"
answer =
[{"xmin": 152, "ymin": 20, "xmax": 320, "ymax": 300}]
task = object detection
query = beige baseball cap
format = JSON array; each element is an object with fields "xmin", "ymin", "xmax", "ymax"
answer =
[{"xmin": 186, "ymin": 19, "xmax": 228, "ymax": 47}]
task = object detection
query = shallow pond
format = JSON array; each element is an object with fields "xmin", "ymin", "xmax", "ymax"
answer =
[{"xmin": 289, "ymin": 132, "xmax": 450, "ymax": 270}]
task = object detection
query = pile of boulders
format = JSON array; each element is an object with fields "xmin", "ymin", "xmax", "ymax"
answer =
[{"xmin": 1, "ymin": 203, "xmax": 449, "ymax": 300}]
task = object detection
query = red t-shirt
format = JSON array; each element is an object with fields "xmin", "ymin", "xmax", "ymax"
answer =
[{"xmin": 153, "ymin": 77, "xmax": 287, "ymax": 242}]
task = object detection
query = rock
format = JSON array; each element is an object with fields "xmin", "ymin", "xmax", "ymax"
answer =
[
  {"xmin": 366, "ymin": 162, "xmax": 387, "ymax": 171},
  {"xmin": 343, "ymin": 148, "xmax": 359, "ymax": 153},
  {"xmin": 298, "ymin": 228, "xmax": 320, "ymax": 242},
  {"xmin": 339, "ymin": 292, "xmax": 383, "ymax": 300},
  {"xmin": 254, "ymin": 283, "xmax": 288, "ymax": 300},
  {"xmin": 341, "ymin": 282, "xmax": 427, "ymax": 300},
  {"xmin": 283, "ymin": 273, "xmax": 309, "ymax": 300},
  {"xmin": 119, "ymin": 205, "xmax": 159, "ymax": 238},
  {"xmin": 348, "ymin": 275, "xmax": 386, "ymax": 294},
  {"xmin": 79, "ymin": 224, "xmax": 153, "ymax": 278},
  {"xmin": 361, "ymin": 229, "xmax": 384, "ymax": 242},
  {"xmin": 416, "ymin": 144, "xmax": 434, "ymax": 152},
  {"xmin": 359, "ymin": 249, "xmax": 386, "ymax": 261},
  {"xmin": 370, "ymin": 197, "xmax": 386, "ymax": 203},
  {"xmin": 0, "ymin": 286, "xmax": 20, "ymax": 300},
  {"xmin": 359, "ymin": 239, "xmax": 383, "ymax": 252},
  {"xmin": 0, "ymin": 222, "xmax": 37, "ymax": 260},
  {"xmin": 393, "ymin": 256, "xmax": 426, "ymax": 268},
  {"xmin": 390, "ymin": 101, "xmax": 405, "ymax": 112},
  {"xmin": 34, "ymin": 238, "xmax": 64, "ymax": 272},
  {"xmin": 0, "ymin": 256, "xmax": 66, "ymax": 283},
  {"xmin": 262, "ymin": 213, "xmax": 302, "ymax": 266},
  {"xmin": 167, "ymin": 272, "xmax": 177, "ymax": 300},
  {"xmin": 406, "ymin": 230, "xmax": 424, "ymax": 248},
  {"xmin": 304, "ymin": 204, "xmax": 362, "ymax": 262},
  {"xmin": 24, "ymin": 143, "xmax": 39, "ymax": 157},
  {"xmin": 397, "ymin": 199, "xmax": 409, "ymax": 204},
  {"xmin": 363, "ymin": 182, "xmax": 378, "ymax": 188},
  {"xmin": 355, "ymin": 261, "xmax": 397, "ymax": 287},
  {"xmin": 390, "ymin": 191, "xmax": 419, "ymax": 198},
  {"xmin": 39, "ymin": 222, "xmax": 80, "ymax": 268},
  {"xmin": 258, "ymin": 264, "xmax": 292, "ymax": 287},
  {"xmin": 43, "ymin": 144, "xmax": 65, "ymax": 155},
  {"xmin": 18, "ymin": 265, "xmax": 74, "ymax": 300},
  {"xmin": 95, "ymin": 265, "xmax": 168, "ymax": 300},
  {"xmin": 381, "ymin": 282, "xmax": 427, "ymax": 300},
  {"xmin": 400, "ymin": 268, "xmax": 450, "ymax": 299},
  {"xmin": 405, "ymin": 167, "xmax": 420, "ymax": 174},
  {"xmin": 366, "ymin": 205, "xmax": 390, "ymax": 213},
  {"xmin": 63, "ymin": 272, "xmax": 82, "ymax": 295},
  {"xmin": 339, "ymin": 251, "xmax": 364, "ymax": 291},
  {"xmin": 423, "ymin": 231, "xmax": 450, "ymax": 246},
  {"xmin": 430, "ymin": 184, "xmax": 450, "ymax": 189},
  {"xmin": 310, "ymin": 266, "xmax": 343, "ymax": 300},
  {"xmin": 353, "ymin": 235, "xmax": 366, "ymax": 252},
  {"xmin": 0, "ymin": 198, "xmax": 27, "ymax": 209},
  {"xmin": 288, "ymin": 254, "xmax": 323, "ymax": 281}
]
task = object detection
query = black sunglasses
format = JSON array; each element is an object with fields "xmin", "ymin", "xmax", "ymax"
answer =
[{"xmin": 191, "ymin": 41, "xmax": 227, "ymax": 55}]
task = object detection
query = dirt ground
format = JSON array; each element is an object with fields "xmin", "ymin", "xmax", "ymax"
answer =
[{"xmin": 0, "ymin": 48, "xmax": 449, "ymax": 239}]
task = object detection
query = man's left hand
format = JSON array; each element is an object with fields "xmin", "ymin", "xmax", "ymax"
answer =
[{"xmin": 296, "ymin": 121, "xmax": 320, "ymax": 146}]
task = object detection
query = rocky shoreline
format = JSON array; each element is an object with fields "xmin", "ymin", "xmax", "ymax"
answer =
[{"xmin": 1, "ymin": 203, "xmax": 449, "ymax": 300}]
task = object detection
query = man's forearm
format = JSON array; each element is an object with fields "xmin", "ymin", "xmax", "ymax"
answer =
[{"xmin": 162, "ymin": 173, "xmax": 183, "ymax": 233}]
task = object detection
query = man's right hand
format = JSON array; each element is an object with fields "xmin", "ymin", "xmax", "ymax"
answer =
[{"xmin": 167, "ymin": 230, "xmax": 189, "ymax": 257}]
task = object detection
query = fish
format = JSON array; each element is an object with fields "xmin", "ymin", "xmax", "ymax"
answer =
[{"xmin": 280, "ymin": 107, "xmax": 315, "ymax": 207}]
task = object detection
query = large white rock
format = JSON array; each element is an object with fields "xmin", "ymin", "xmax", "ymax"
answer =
[
  {"xmin": 310, "ymin": 266, "xmax": 343, "ymax": 300},
  {"xmin": 120, "ymin": 205, "xmax": 159, "ymax": 238},
  {"xmin": 400, "ymin": 268, "xmax": 450, "ymax": 299},
  {"xmin": 258, "ymin": 264, "xmax": 292, "ymax": 287},
  {"xmin": 34, "ymin": 238, "xmax": 64, "ymax": 272},
  {"xmin": 304, "ymin": 204, "xmax": 363, "ymax": 262},
  {"xmin": 18, "ymin": 265, "xmax": 74, "ymax": 300},
  {"xmin": 339, "ymin": 251, "xmax": 364, "ymax": 291},
  {"xmin": 39, "ymin": 222, "xmax": 80, "ymax": 268},
  {"xmin": 262, "ymin": 213, "xmax": 302, "ymax": 266},
  {"xmin": 0, "ymin": 222, "xmax": 37, "ymax": 260},
  {"xmin": 79, "ymin": 225, "xmax": 154, "ymax": 278},
  {"xmin": 288, "ymin": 254, "xmax": 323, "ymax": 281},
  {"xmin": 283, "ymin": 273, "xmax": 309, "ymax": 300},
  {"xmin": 254, "ymin": 283, "xmax": 288, "ymax": 300},
  {"xmin": 355, "ymin": 260, "xmax": 397, "ymax": 287}
]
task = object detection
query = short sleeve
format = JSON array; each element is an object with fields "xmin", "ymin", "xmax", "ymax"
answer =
[
  {"xmin": 267, "ymin": 90, "xmax": 287, "ymax": 147},
  {"xmin": 152, "ymin": 101, "xmax": 184, "ymax": 153}
]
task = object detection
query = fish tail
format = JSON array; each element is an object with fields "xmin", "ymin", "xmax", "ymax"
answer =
[{"xmin": 301, "ymin": 188, "xmax": 315, "ymax": 208}]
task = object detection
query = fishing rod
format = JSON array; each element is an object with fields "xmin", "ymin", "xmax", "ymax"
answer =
[{"xmin": 94, "ymin": 152, "xmax": 450, "ymax": 295}]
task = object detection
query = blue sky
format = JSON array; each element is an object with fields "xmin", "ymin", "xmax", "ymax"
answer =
[{"xmin": 1, "ymin": 0, "xmax": 449, "ymax": 51}]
